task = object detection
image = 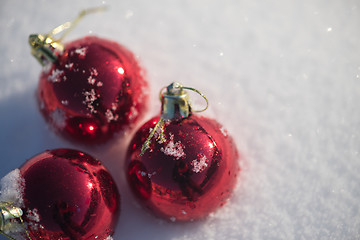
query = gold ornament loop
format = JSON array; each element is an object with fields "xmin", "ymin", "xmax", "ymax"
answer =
[
  {"xmin": 159, "ymin": 82, "xmax": 209, "ymax": 113},
  {"xmin": 53, "ymin": 6, "xmax": 107, "ymax": 42},
  {"xmin": 29, "ymin": 6, "xmax": 107, "ymax": 66}
]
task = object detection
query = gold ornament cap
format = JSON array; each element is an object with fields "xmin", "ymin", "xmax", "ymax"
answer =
[
  {"xmin": 159, "ymin": 82, "xmax": 208, "ymax": 121},
  {"xmin": 160, "ymin": 82, "xmax": 191, "ymax": 120}
]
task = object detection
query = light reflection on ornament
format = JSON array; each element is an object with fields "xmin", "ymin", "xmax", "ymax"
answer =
[
  {"xmin": 87, "ymin": 182, "xmax": 94, "ymax": 190},
  {"xmin": 117, "ymin": 67, "xmax": 125, "ymax": 75},
  {"xmin": 88, "ymin": 125, "xmax": 95, "ymax": 132}
]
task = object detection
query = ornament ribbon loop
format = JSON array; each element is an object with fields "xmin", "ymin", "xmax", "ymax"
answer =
[
  {"xmin": 54, "ymin": 6, "xmax": 107, "ymax": 42},
  {"xmin": 29, "ymin": 6, "xmax": 107, "ymax": 66}
]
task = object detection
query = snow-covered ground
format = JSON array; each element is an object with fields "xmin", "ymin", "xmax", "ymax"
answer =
[{"xmin": 1, "ymin": 0, "xmax": 359, "ymax": 239}]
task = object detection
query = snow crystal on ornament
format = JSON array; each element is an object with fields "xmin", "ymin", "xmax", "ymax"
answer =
[
  {"xmin": 90, "ymin": 68, "xmax": 98, "ymax": 76},
  {"xmin": 64, "ymin": 62, "xmax": 74, "ymax": 69},
  {"xmin": 47, "ymin": 69, "xmax": 64, "ymax": 83},
  {"xmin": 26, "ymin": 208, "xmax": 42, "ymax": 230},
  {"xmin": 111, "ymin": 102, "xmax": 117, "ymax": 111},
  {"xmin": 128, "ymin": 105, "xmax": 139, "ymax": 121},
  {"xmin": 83, "ymin": 89, "xmax": 98, "ymax": 113},
  {"xmin": 0, "ymin": 169, "xmax": 25, "ymax": 207},
  {"xmin": 88, "ymin": 68, "xmax": 98, "ymax": 85},
  {"xmin": 50, "ymin": 108, "xmax": 67, "ymax": 129},
  {"xmin": 88, "ymin": 76, "xmax": 96, "ymax": 85},
  {"xmin": 104, "ymin": 236, "xmax": 113, "ymax": 240},
  {"xmin": 105, "ymin": 109, "xmax": 119, "ymax": 122},
  {"xmin": 26, "ymin": 208, "xmax": 40, "ymax": 223},
  {"xmin": 160, "ymin": 133, "xmax": 186, "ymax": 160},
  {"xmin": 191, "ymin": 155, "xmax": 209, "ymax": 173},
  {"xmin": 220, "ymin": 127, "xmax": 228, "ymax": 137},
  {"xmin": 75, "ymin": 47, "xmax": 87, "ymax": 57}
]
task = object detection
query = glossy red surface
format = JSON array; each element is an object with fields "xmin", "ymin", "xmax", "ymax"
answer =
[
  {"xmin": 19, "ymin": 149, "xmax": 120, "ymax": 239},
  {"xmin": 126, "ymin": 115, "xmax": 240, "ymax": 222},
  {"xmin": 37, "ymin": 36, "xmax": 148, "ymax": 144}
]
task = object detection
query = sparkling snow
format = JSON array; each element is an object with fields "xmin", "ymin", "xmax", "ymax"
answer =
[
  {"xmin": 0, "ymin": 169, "xmax": 25, "ymax": 207},
  {"xmin": 47, "ymin": 69, "xmax": 64, "ymax": 83},
  {"xmin": 75, "ymin": 47, "xmax": 88, "ymax": 57},
  {"xmin": 160, "ymin": 133, "xmax": 186, "ymax": 160},
  {"xmin": 0, "ymin": 0, "xmax": 360, "ymax": 240},
  {"xmin": 191, "ymin": 155, "xmax": 209, "ymax": 173},
  {"xmin": 83, "ymin": 89, "xmax": 98, "ymax": 113}
]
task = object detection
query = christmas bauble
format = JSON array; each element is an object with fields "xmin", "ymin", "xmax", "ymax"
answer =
[
  {"xmin": 126, "ymin": 83, "xmax": 239, "ymax": 222},
  {"xmin": 36, "ymin": 36, "xmax": 148, "ymax": 144},
  {"xmin": 0, "ymin": 149, "xmax": 120, "ymax": 239}
]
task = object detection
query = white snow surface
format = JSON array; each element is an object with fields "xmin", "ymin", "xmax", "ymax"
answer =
[{"xmin": 0, "ymin": 0, "xmax": 360, "ymax": 240}]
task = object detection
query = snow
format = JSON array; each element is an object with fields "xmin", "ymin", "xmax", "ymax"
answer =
[
  {"xmin": 0, "ymin": 169, "xmax": 25, "ymax": 208},
  {"xmin": 50, "ymin": 108, "xmax": 67, "ymax": 129},
  {"xmin": 83, "ymin": 88, "xmax": 98, "ymax": 113},
  {"xmin": 191, "ymin": 155, "xmax": 208, "ymax": 173},
  {"xmin": 47, "ymin": 69, "xmax": 64, "ymax": 83},
  {"xmin": 1, "ymin": 0, "xmax": 360, "ymax": 240},
  {"xmin": 74, "ymin": 47, "xmax": 88, "ymax": 57},
  {"xmin": 160, "ymin": 133, "xmax": 186, "ymax": 160},
  {"xmin": 26, "ymin": 208, "xmax": 42, "ymax": 231}
]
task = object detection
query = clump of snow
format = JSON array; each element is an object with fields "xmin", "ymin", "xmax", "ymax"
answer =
[
  {"xmin": 220, "ymin": 127, "xmax": 228, "ymax": 137},
  {"xmin": 26, "ymin": 208, "xmax": 40, "ymax": 223},
  {"xmin": 50, "ymin": 108, "xmax": 67, "ymax": 129},
  {"xmin": 0, "ymin": 169, "xmax": 25, "ymax": 207},
  {"xmin": 128, "ymin": 105, "xmax": 139, "ymax": 121},
  {"xmin": 47, "ymin": 69, "xmax": 64, "ymax": 83},
  {"xmin": 75, "ymin": 47, "xmax": 87, "ymax": 57},
  {"xmin": 105, "ymin": 109, "xmax": 119, "ymax": 122},
  {"xmin": 90, "ymin": 68, "xmax": 98, "ymax": 76},
  {"xmin": 61, "ymin": 100, "xmax": 68, "ymax": 105},
  {"xmin": 111, "ymin": 102, "xmax": 118, "ymax": 111},
  {"xmin": 83, "ymin": 89, "xmax": 98, "ymax": 113},
  {"xmin": 64, "ymin": 62, "xmax": 74, "ymax": 69},
  {"xmin": 88, "ymin": 68, "xmax": 99, "ymax": 85},
  {"xmin": 160, "ymin": 133, "xmax": 186, "ymax": 160},
  {"xmin": 88, "ymin": 76, "xmax": 96, "ymax": 85},
  {"xmin": 104, "ymin": 236, "xmax": 113, "ymax": 240},
  {"xmin": 26, "ymin": 208, "xmax": 42, "ymax": 231},
  {"xmin": 191, "ymin": 155, "xmax": 209, "ymax": 173}
]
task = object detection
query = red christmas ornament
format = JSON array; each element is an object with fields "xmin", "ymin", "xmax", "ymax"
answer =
[
  {"xmin": 126, "ymin": 82, "xmax": 240, "ymax": 222},
  {"xmin": 29, "ymin": 8, "xmax": 148, "ymax": 144},
  {"xmin": 0, "ymin": 149, "xmax": 120, "ymax": 240}
]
